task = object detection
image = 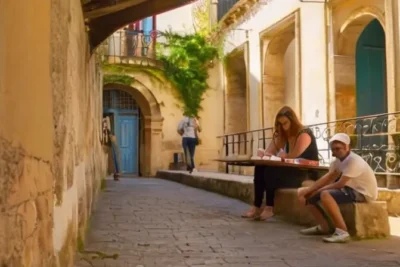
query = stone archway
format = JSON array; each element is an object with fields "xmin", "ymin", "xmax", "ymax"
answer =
[
  {"xmin": 334, "ymin": 6, "xmax": 386, "ymax": 120},
  {"xmin": 225, "ymin": 45, "xmax": 248, "ymax": 134},
  {"xmin": 104, "ymin": 82, "xmax": 163, "ymax": 176},
  {"xmin": 261, "ymin": 12, "xmax": 301, "ymax": 128}
]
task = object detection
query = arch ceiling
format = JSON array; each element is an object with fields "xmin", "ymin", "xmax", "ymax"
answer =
[{"xmin": 82, "ymin": 0, "xmax": 196, "ymax": 50}]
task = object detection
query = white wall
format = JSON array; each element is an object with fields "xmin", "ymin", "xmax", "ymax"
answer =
[
  {"xmin": 157, "ymin": 3, "xmax": 195, "ymax": 34},
  {"xmin": 223, "ymin": 0, "xmax": 328, "ymax": 130}
]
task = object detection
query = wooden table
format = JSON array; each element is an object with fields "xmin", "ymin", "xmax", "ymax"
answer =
[{"xmin": 214, "ymin": 158, "xmax": 329, "ymax": 174}]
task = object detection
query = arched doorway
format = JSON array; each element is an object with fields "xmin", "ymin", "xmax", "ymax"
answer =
[
  {"xmin": 356, "ymin": 19, "xmax": 387, "ymax": 117},
  {"xmin": 103, "ymin": 89, "xmax": 140, "ymax": 175},
  {"xmin": 225, "ymin": 46, "xmax": 248, "ymax": 134},
  {"xmin": 261, "ymin": 13, "xmax": 300, "ymax": 128},
  {"xmin": 103, "ymin": 82, "xmax": 163, "ymax": 176}
]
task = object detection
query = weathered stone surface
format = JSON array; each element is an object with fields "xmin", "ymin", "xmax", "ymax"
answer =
[
  {"xmin": 340, "ymin": 201, "xmax": 391, "ymax": 239},
  {"xmin": 274, "ymin": 188, "xmax": 317, "ymax": 226},
  {"xmin": 378, "ymin": 189, "xmax": 400, "ymax": 216},
  {"xmin": 0, "ymin": 134, "xmax": 55, "ymax": 267}
]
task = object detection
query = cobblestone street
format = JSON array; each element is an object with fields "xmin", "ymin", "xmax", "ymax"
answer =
[{"xmin": 75, "ymin": 178, "xmax": 400, "ymax": 267}]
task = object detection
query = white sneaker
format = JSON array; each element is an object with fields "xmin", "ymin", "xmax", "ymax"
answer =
[
  {"xmin": 323, "ymin": 228, "xmax": 350, "ymax": 243},
  {"xmin": 192, "ymin": 168, "xmax": 198, "ymax": 173},
  {"xmin": 300, "ymin": 225, "xmax": 328, "ymax": 235}
]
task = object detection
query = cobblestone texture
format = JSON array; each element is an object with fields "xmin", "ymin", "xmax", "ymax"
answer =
[{"xmin": 75, "ymin": 178, "xmax": 400, "ymax": 267}]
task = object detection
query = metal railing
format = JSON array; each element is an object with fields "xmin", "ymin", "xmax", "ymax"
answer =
[
  {"xmin": 217, "ymin": 0, "xmax": 240, "ymax": 21},
  {"xmin": 98, "ymin": 29, "xmax": 163, "ymax": 66},
  {"xmin": 217, "ymin": 112, "xmax": 400, "ymax": 176}
]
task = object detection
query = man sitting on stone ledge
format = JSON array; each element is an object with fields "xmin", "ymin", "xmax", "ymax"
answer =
[{"xmin": 297, "ymin": 133, "xmax": 378, "ymax": 243}]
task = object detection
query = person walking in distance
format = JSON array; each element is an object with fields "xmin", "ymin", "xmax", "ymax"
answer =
[{"xmin": 177, "ymin": 115, "xmax": 201, "ymax": 173}]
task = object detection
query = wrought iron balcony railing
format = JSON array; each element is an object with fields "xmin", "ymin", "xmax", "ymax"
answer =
[
  {"xmin": 217, "ymin": 112, "xmax": 400, "ymax": 177},
  {"xmin": 217, "ymin": 0, "xmax": 240, "ymax": 21},
  {"xmin": 98, "ymin": 29, "xmax": 163, "ymax": 67}
]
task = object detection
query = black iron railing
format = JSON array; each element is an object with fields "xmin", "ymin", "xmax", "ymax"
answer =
[
  {"xmin": 98, "ymin": 29, "xmax": 163, "ymax": 65},
  {"xmin": 218, "ymin": 112, "xmax": 400, "ymax": 176},
  {"xmin": 217, "ymin": 0, "xmax": 240, "ymax": 21}
]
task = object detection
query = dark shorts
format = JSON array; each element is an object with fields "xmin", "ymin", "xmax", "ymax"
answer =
[{"xmin": 306, "ymin": 186, "xmax": 366, "ymax": 205}]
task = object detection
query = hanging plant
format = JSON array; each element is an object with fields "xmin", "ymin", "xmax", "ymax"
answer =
[{"xmin": 157, "ymin": 31, "xmax": 219, "ymax": 117}]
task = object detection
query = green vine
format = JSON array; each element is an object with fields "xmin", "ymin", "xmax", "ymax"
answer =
[
  {"xmin": 103, "ymin": 74, "xmax": 134, "ymax": 86},
  {"xmin": 157, "ymin": 31, "xmax": 219, "ymax": 117}
]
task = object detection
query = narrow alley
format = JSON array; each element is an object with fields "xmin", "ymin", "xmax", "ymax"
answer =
[{"xmin": 75, "ymin": 178, "xmax": 400, "ymax": 267}]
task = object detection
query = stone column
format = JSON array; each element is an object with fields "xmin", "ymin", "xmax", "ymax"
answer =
[
  {"xmin": 143, "ymin": 116, "xmax": 163, "ymax": 176},
  {"xmin": 385, "ymin": 0, "xmax": 400, "ymax": 189}
]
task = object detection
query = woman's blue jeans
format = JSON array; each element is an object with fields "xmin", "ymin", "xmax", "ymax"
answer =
[{"xmin": 182, "ymin": 137, "xmax": 197, "ymax": 169}]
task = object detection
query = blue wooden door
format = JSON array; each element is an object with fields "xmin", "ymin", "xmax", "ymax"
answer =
[{"xmin": 117, "ymin": 115, "xmax": 139, "ymax": 175}]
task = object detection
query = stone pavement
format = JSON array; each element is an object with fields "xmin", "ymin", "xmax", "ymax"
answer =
[{"xmin": 75, "ymin": 178, "xmax": 400, "ymax": 267}]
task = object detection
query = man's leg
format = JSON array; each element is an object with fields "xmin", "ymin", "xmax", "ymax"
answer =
[
  {"xmin": 320, "ymin": 190, "xmax": 347, "ymax": 231},
  {"xmin": 319, "ymin": 188, "xmax": 356, "ymax": 243},
  {"xmin": 298, "ymin": 189, "xmax": 331, "ymax": 234}
]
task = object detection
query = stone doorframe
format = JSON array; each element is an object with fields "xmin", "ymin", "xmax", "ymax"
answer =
[
  {"xmin": 259, "ymin": 10, "xmax": 302, "ymax": 128},
  {"xmin": 104, "ymin": 82, "xmax": 163, "ymax": 176},
  {"xmin": 327, "ymin": 1, "xmax": 400, "ymax": 121},
  {"xmin": 224, "ymin": 42, "xmax": 250, "ymax": 133}
]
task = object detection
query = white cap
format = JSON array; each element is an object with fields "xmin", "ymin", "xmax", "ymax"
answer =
[{"xmin": 329, "ymin": 133, "xmax": 350, "ymax": 145}]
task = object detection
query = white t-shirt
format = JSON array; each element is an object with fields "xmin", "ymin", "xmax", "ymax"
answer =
[
  {"xmin": 177, "ymin": 117, "xmax": 197, "ymax": 138},
  {"xmin": 330, "ymin": 152, "xmax": 378, "ymax": 201}
]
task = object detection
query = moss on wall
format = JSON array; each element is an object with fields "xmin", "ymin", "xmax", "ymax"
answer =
[
  {"xmin": 103, "ymin": 74, "xmax": 134, "ymax": 86},
  {"xmin": 102, "ymin": 63, "xmax": 168, "ymax": 85}
]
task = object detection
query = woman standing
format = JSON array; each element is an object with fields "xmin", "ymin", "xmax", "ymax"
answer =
[
  {"xmin": 242, "ymin": 106, "xmax": 319, "ymax": 220},
  {"xmin": 177, "ymin": 115, "xmax": 201, "ymax": 173}
]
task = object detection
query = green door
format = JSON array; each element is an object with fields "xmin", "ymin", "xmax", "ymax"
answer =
[
  {"xmin": 355, "ymin": 19, "xmax": 387, "ymax": 172},
  {"xmin": 356, "ymin": 19, "xmax": 387, "ymax": 116}
]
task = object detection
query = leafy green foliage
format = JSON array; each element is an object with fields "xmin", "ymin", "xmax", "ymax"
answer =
[{"xmin": 157, "ymin": 31, "xmax": 218, "ymax": 116}]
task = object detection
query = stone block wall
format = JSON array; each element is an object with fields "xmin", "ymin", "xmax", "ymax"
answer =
[
  {"xmin": 51, "ymin": 0, "xmax": 108, "ymax": 266},
  {"xmin": 0, "ymin": 0, "xmax": 108, "ymax": 266}
]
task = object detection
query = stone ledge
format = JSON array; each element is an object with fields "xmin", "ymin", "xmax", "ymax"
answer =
[
  {"xmin": 340, "ymin": 201, "xmax": 390, "ymax": 239},
  {"xmin": 156, "ymin": 170, "xmax": 254, "ymax": 205}
]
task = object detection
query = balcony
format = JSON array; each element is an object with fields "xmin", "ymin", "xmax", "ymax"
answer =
[
  {"xmin": 98, "ymin": 29, "xmax": 163, "ymax": 68},
  {"xmin": 217, "ymin": 0, "xmax": 240, "ymax": 21}
]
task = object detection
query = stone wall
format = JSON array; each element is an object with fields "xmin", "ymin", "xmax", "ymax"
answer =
[
  {"xmin": 0, "ymin": 1, "xmax": 54, "ymax": 266},
  {"xmin": 51, "ymin": 0, "xmax": 108, "ymax": 266},
  {"xmin": 0, "ymin": 0, "xmax": 107, "ymax": 266}
]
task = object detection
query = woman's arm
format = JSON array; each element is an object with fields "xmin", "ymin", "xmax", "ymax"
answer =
[
  {"xmin": 284, "ymin": 132, "xmax": 311, "ymax": 158},
  {"xmin": 265, "ymin": 135, "xmax": 284, "ymax": 155}
]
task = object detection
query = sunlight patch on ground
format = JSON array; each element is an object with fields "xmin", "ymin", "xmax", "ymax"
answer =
[{"xmin": 390, "ymin": 216, "xmax": 400, "ymax": 237}]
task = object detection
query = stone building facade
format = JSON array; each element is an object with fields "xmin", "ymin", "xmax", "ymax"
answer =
[{"xmin": 215, "ymin": 0, "xmax": 400, "ymax": 164}]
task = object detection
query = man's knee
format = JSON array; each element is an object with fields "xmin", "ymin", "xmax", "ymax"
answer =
[
  {"xmin": 297, "ymin": 187, "xmax": 308, "ymax": 206},
  {"xmin": 320, "ymin": 190, "xmax": 332, "ymax": 202}
]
